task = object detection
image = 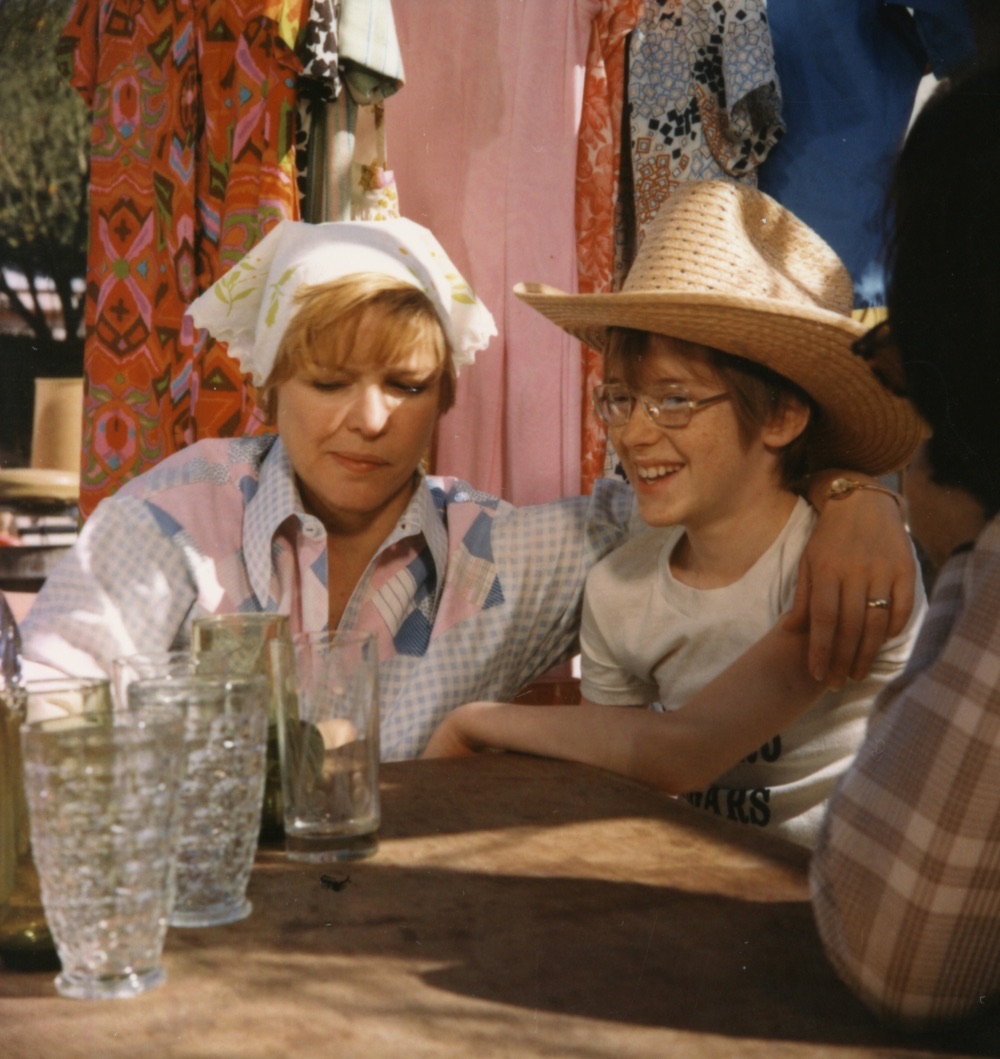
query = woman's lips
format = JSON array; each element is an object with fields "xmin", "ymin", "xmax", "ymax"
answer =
[{"xmin": 331, "ymin": 451, "xmax": 387, "ymax": 473}]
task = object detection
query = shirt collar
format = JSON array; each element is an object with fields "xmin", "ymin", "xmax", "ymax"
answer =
[
  {"xmin": 244, "ymin": 437, "xmax": 310, "ymax": 607},
  {"xmin": 386, "ymin": 472, "xmax": 448, "ymax": 572},
  {"xmin": 243, "ymin": 444, "xmax": 447, "ymax": 609}
]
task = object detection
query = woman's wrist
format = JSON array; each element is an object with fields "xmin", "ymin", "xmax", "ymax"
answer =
[
  {"xmin": 826, "ymin": 476, "xmax": 904, "ymax": 514},
  {"xmin": 806, "ymin": 469, "xmax": 904, "ymax": 517}
]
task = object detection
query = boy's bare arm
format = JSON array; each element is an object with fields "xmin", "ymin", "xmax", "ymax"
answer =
[{"xmin": 422, "ymin": 623, "xmax": 824, "ymax": 793}]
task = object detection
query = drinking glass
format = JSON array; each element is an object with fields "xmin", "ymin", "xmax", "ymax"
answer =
[
  {"xmin": 127, "ymin": 674, "xmax": 268, "ymax": 927},
  {"xmin": 20, "ymin": 703, "xmax": 185, "ymax": 1000},
  {"xmin": 279, "ymin": 631, "xmax": 380, "ymax": 862},
  {"xmin": 191, "ymin": 614, "xmax": 294, "ymax": 842},
  {"xmin": 112, "ymin": 650, "xmax": 196, "ymax": 710},
  {"xmin": 2, "ymin": 676, "xmax": 115, "ymax": 972}
]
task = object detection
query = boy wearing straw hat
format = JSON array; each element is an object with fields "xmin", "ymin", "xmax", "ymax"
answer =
[{"xmin": 424, "ymin": 180, "xmax": 927, "ymax": 847}]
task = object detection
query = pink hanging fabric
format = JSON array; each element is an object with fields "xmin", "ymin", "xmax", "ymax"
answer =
[{"xmin": 388, "ymin": 1, "xmax": 595, "ymax": 505}]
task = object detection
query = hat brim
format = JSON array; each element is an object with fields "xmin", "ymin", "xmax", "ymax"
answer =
[{"xmin": 515, "ymin": 283, "xmax": 926, "ymax": 477}]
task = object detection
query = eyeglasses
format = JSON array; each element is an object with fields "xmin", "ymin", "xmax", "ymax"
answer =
[
  {"xmin": 851, "ymin": 319, "xmax": 908, "ymax": 397},
  {"xmin": 593, "ymin": 383, "xmax": 730, "ymax": 431}
]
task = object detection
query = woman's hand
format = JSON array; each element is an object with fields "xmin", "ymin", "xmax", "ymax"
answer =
[{"xmin": 788, "ymin": 471, "xmax": 916, "ymax": 688}]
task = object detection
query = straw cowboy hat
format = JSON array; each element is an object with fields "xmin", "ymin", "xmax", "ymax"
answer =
[{"xmin": 515, "ymin": 180, "xmax": 926, "ymax": 476}]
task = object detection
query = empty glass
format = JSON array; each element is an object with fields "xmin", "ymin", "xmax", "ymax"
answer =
[
  {"xmin": 20, "ymin": 704, "xmax": 185, "ymax": 999},
  {"xmin": 191, "ymin": 614, "xmax": 294, "ymax": 842},
  {"xmin": 279, "ymin": 631, "xmax": 380, "ymax": 862},
  {"xmin": 112, "ymin": 650, "xmax": 196, "ymax": 710},
  {"xmin": 127, "ymin": 674, "xmax": 269, "ymax": 927}
]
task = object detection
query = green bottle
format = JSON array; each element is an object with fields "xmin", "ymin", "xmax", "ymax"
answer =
[{"xmin": 0, "ymin": 592, "xmax": 59, "ymax": 972}]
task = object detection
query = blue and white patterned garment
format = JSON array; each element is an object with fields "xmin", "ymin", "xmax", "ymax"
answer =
[
  {"xmin": 623, "ymin": 0, "xmax": 785, "ymax": 263},
  {"xmin": 21, "ymin": 435, "xmax": 636, "ymax": 759}
]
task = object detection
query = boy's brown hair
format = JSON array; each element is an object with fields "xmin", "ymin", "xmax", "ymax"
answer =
[{"xmin": 605, "ymin": 327, "xmax": 814, "ymax": 492}]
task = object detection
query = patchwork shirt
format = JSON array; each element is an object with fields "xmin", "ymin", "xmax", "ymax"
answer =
[{"xmin": 22, "ymin": 435, "xmax": 635, "ymax": 759}]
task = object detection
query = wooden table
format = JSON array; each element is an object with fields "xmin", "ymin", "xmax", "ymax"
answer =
[{"xmin": 2, "ymin": 755, "xmax": 997, "ymax": 1058}]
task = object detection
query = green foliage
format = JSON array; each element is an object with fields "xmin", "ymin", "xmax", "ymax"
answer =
[{"xmin": 0, "ymin": 0, "xmax": 89, "ymax": 343}]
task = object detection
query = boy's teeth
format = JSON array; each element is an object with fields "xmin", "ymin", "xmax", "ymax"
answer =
[{"xmin": 638, "ymin": 465, "xmax": 672, "ymax": 481}]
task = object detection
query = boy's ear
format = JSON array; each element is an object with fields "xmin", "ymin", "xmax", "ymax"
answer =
[{"xmin": 761, "ymin": 397, "xmax": 810, "ymax": 449}]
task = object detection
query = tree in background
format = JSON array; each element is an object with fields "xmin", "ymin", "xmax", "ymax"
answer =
[{"xmin": 0, "ymin": 0, "xmax": 88, "ymax": 343}]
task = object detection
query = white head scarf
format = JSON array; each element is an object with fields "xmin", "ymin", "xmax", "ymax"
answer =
[{"xmin": 186, "ymin": 218, "xmax": 497, "ymax": 385}]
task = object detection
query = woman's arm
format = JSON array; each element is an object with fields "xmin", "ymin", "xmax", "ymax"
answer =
[
  {"xmin": 792, "ymin": 469, "xmax": 916, "ymax": 687},
  {"xmin": 423, "ymin": 621, "xmax": 824, "ymax": 793},
  {"xmin": 20, "ymin": 496, "xmax": 197, "ymax": 680}
]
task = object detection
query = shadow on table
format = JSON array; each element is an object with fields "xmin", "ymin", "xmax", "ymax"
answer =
[
  {"xmin": 379, "ymin": 756, "xmax": 807, "ymax": 865},
  {"xmin": 239, "ymin": 860, "xmax": 1000, "ymax": 1057}
]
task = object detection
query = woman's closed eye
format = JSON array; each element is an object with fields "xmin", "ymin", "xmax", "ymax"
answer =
[
  {"xmin": 388, "ymin": 379, "xmax": 430, "ymax": 396},
  {"xmin": 309, "ymin": 378, "xmax": 349, "ymax": 393},
  {"xmin": 307, "ymin": 374, "xmax": 432, "ymax": 397}
]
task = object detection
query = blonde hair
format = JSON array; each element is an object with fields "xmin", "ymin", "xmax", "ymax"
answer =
[{"xmin": 255, "ymin": 274, "xmax": 456, "ymax": 421}]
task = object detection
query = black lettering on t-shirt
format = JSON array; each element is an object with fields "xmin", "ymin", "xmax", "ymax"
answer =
[
  {"xmin": 758, "ymin": 736, "xmax": 782, "ymax": 763},
  {"xmin": 726, "ymin": 787, "xmax": 749, "ymax": 823},
  {"xmin": 687, "ymin": 787, "xmax": 772, "ymax": 828},
  {"xmin": 749, "ymin": 787, "xmax": 771, "ymax": 826},
  {"xmin": 743, "ymin": 735, "xmax": 782, "ymax": 765}
]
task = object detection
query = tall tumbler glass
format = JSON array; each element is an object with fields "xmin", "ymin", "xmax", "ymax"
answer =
[
  {"xmin": 20, "ymin": 705, "xmax": 185, "ymax": 1000},
  {"xmin": 127, "ymin": 674, "xmax": 268, "ymax": 927},
  {"xmin": 1, "ymin": 677, "xmax": 114, "ymax": 972},
  {"xmin": 279, "ymin": 631, "xmax": 380, "ymax": 862},
  {"xmin": 112, "ymin": 650, "xmax": 196, "ymax": 710},
  {"xmin": 191, "ymin": 614, "xmax": 294, "ymax": 842}
]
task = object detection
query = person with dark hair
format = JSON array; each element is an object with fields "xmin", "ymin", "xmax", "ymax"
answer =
[{"xmin": 811, "ymin": 62, "xmax": 1000, "ymax": 1027}]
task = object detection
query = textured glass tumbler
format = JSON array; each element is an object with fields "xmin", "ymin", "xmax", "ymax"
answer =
[
  {"xmin": 4, "ymin": 677, "xmax": 113, "ymax": 974},
  {"xmin": 280, "ymin": 631, "xmax": 380, "ymax": 862},
  {"xmin": 128, "ymin": 675, "xmax": 268, "ymax": 927},
  {"xmin": 112, "ymin": 650, "xmax": 197, "ymax": 710},
  {"xmin": 20, "ymin": 707, "xmax": 185, "ymax": 1000},
  {"xmin": 191, "ymin": 614, "xmax": 294, "ymax": 843}
]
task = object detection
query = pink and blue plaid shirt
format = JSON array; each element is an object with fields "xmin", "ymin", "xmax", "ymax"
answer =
[
  {"xmin": 22, "ymin": 435, "xmax": 635, "ymax": 759},
  {"xmin": 811, "ymin": 516, "xmax": 1000, "ymax": 1027}
]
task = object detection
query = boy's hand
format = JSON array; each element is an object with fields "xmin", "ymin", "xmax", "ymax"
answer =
[
  {"xmin": 421, "ymin": 707, "xmax": 484, "ymax": 759},
  {"xmin": 788, "ymin": 476, "xmax": 915, "ymax": 688}
]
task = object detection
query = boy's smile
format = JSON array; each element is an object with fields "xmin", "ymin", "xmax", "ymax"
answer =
[{"xmin": 608, "ymin": 336, "xmax": 803, "ymax": 583}]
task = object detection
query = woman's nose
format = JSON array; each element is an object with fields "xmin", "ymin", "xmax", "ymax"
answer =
[{"xmin": 348, "ymin": 384, "xmax": 392, "ymax": 434}]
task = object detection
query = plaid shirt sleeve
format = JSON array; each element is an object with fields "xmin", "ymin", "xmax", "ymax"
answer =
[{"xmin": 810, "ymin": 519, "xmax": 1000, "ymax": 1028}]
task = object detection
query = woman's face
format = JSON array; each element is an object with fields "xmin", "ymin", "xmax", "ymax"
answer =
[{"xmin": 276, "ymin": 312, "xmax": 444, "ymax": 537}]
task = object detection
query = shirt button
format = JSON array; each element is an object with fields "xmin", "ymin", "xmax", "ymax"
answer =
[
  {"xmin": 303, "ymin": 521, "xmax": 324, "ymax": 541},
  {"xmin": 454, "ymin": 490, "xmax": 469, "ymax": 503}
]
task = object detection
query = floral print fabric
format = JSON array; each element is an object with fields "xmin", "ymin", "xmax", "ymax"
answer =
[
  {"xmin": 623, "ymin": 0, "xmax": 784, "ymax": 270},
  {"xmin": 58, "ymin": 0, "xmax": 315, "ymax": 518}
]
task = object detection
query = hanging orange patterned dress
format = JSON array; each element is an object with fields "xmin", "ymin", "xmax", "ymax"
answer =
[
  {"xmin": 576, "ymin": 0, "xmax": 643, "ymax": 495},
  {"xmin": 57, "ymin": 0, "xmax": 310, "ymax": 517}
]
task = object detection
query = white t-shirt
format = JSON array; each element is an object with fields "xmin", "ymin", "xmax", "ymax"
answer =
[{"xmin": 580, "ymin": 497, "xmax": 925, "ymax": 847}]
